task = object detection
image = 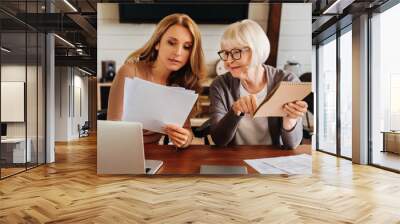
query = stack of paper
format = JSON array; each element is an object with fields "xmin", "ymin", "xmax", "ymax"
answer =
[
  {"xmin": 122, "ymin": 78, "xmax": 198, "ymax": 134},
  {"xmin": 244, "ymin": 154, "xmax": 312, "ymax": 175}
]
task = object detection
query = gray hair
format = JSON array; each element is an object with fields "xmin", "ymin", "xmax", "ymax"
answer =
[{"xmin": 220, "ymin": 19, "xmax": 270, "ymax": 67}]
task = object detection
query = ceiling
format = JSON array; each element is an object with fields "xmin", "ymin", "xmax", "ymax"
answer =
[
  {"xmin": 0, "ymin": 0, "xmax": 99, "ymax": 72},
  {"xmin": 311, "ymin": 0, "xmax": 391, "ymax": 43}
]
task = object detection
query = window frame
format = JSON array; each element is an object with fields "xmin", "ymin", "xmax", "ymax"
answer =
[{"xmin": 315, "ymin": 23, "xmax": 353, "ymax": 160}]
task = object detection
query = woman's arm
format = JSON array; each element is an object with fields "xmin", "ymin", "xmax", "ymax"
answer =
[
  {"xmin": 281, "ymin": 117, "xmax": 303, "ymax": 149},
  {"xmin": 281, "ymin": 101, "xmax": 308, "ymax": 149},
  {"xmin": 276, "ymin": 69, "xmax": 305, "ymax": 149},
  {"xmin": 107, "ymin": 64, "xmax": 134, "ymax": 120},
  {"xmin": 209, "ymin": 80, "xmax": 241, "ymax": 146}
]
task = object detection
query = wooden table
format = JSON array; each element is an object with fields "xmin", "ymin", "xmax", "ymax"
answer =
[{"xmin": 144, "ymin": 144, "xmax": 311, "ymax": 174}]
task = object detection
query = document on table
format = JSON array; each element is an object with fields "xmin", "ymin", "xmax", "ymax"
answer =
[
  {"xmin": 244, "ymin": 154, "xmax": 312, "ymax": 175},
  {"xmin": 122, "ymin": 77, "xmax": 198, "ymax": 134}
]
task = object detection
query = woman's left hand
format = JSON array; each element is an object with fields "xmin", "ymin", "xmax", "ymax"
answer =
[
  {"xmin": 164, "ymin": 124, "xmax": 193, "ymax": 148},
  {"xmin": 282, "ymin": 101, "xmax": 308, "ymax": 130}
]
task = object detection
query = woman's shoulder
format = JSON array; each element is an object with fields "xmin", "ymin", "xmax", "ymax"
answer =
[
  {"xmin": 117, "ymin": 63, "xmax": 137, "ymax": 79},
  {"xmin": 117, "ymin": 62, "xmax": 147, "ymax": 79},
  {"xmin": 210, "ymin": 72, "xmax": 237, "ymax": 89},
  {"xmin": 264, "ymin": 64, "xmax": 300, "ymax": 83}
]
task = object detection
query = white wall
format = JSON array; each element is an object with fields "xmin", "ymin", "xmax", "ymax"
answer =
[
  {"xmin": 55, "ymin": 67, "xmax": 69, "ymax": 141},
  {"xmin": 1, "ymin": 66, "xmax": 26, "ymax": 139},
  {"xmin": 1, "ymin": 64, "xmax": 46, "ymax": 163},
  {"xmin": 248, "ymin": 3, "xmax": 269, "ymax": 32},
  {"xmin": 1, "ymin": 65, "xmax": 26, "ymax": 81},
  {"xmin": 1, "ymin": 65, "xmax": 38, "ymax": 138},
  {"xmin": 72, "ymin": 74, "xmax": 89, "ymax": 137},
  {"xmin": 98, "ymin": 3, "xmax": 271, "ymax": 80},
  {"xmin": 55, "ymin": 67, "xmax": 89, "ymax": 141},
  {"xmin": 277, "ymin": 3, "xmax": 312, "ymax": 75}
]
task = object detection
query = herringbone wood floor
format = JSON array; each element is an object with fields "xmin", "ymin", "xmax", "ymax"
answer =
[{"xmin": 1, "ymin": 135, "xmax": 400, "ymax": 223}]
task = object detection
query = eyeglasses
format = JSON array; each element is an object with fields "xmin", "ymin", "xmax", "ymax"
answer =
[{"xmin": 217, "ymin": 47, "xmax": 250, "ymax": 61}]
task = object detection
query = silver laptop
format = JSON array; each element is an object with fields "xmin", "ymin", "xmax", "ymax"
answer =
[{"xmin": 97, "ymin": 120, "xmax": 163, "ymax": 175}]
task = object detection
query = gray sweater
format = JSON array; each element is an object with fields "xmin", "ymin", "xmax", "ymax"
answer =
[{"xmin": 209, "ymin": 64, "xmax": 303, "ymax": 148}]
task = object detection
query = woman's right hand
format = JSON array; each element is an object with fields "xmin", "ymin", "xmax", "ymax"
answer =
[{"xmin": 232, "ymin": 95, "xmax": 257, "ymax": 116}]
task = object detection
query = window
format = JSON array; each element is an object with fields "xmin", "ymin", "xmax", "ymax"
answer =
[
  {"xmin": 317, "ymin": 36, "xmax": 337, "ymax": 154},
  {"xmin": 339, "ymin": 28, "xmax": 352, "ymax": 158},
  {"xmin": 370, "ymin": 2, "xmax": 400, "ymax": 171},
  {"xmin": 0, "ymin": 1, "xmax": 47, "ymax": 179}
]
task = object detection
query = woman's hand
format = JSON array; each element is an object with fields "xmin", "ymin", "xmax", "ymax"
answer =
[
  {"xmin": 164, "ymin": 124, "xmax": 193, "ymax": 148},
  {"xmin": 232, "ymin": 95, "xmax": 257, "ymax": 116},
  {"xmin": 282, "ymin": 101, "xmax": 308, "ymax": 131}
]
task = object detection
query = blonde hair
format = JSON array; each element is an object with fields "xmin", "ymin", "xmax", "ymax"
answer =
[
  {"xmin": 220, "ymin": 19, "xmax": 270, "ymax": 67},
  {"xmin": 126, "ymin": 13, "xmax": 207, "ymax": 93}
]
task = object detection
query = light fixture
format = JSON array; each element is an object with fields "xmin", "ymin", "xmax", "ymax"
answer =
[
  {"xmin": 322, "ymin": 0, "xmax": 355, "ymax": 15},
  {"xmin": 63, "ymin": 0, "xmax": 78, "ymax": 12},
  {"xmin": 76, "ymin": 48, "xmax": 86, "ymax": 55},
  {"xmin": 1, "ymin": 47, "xmax": 11, "ymax": 53},
  {"xmin": 54, "ymin": 34, "xmax": 75, "ymax": 48},
  {"xmin": 78, "ymin": 67, "xmax": 93, "ymax": 76}
]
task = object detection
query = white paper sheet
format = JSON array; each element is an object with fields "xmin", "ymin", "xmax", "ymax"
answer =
[
  {"xmin": 244, "ymin": 154, "xmax": 312, "ymax": 174},
  {"xmin": 122, "ymin": 77, "xmax": 198, "ymax": 133}
]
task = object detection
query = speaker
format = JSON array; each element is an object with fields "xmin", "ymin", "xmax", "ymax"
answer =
[
  {"xmin": 101, "ymin": 60, "xmax": 116, "ymax": 82},
  {"xmin": 1, "ymin": 123, "xmax": 7, "ymax": 137}
]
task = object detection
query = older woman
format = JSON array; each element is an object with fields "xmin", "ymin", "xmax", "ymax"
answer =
[{"xmin": 209, "ymin": 19, "xmax": 307, "ymax": 149}]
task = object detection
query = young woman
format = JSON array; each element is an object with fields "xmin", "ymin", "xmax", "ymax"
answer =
[
  {"xmin": 209, "ymin": 19, "xmax": 308, "ymax": 149},
  {"xmin": 107, "ymin": 13, "xmax": 207, "ymax": 148}
]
